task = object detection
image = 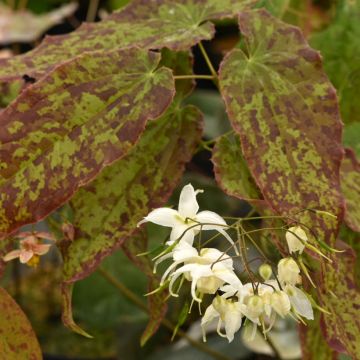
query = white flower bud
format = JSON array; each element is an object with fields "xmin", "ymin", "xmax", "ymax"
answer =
[
  {"xmin": 197, "ymin": 276, "xmax": 224, "ymax": 294},
  {"xmin": 286, "ymin": 226, "xmax": 308, "ymax": 254},
  {"xmin": 271, "ymin": 291, "xmax": 291, "ymax": 317},
  {"xmin": 278, "ymin": 257, "xmax": 301, "ymax": 286},
  {"xmin": 259, "ymin": 264, "xmax": 272, "ymax": 281},
  {"xmin": 246, "ymin": 295, "xmax": 264, "ymax": 319}
]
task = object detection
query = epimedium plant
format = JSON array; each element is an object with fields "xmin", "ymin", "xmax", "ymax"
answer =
[{"xmin": 0, "ymin": 0, "xmax": 359, "ymax": 359}]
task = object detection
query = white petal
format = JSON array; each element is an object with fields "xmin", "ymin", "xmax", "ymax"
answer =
[
  {"xmin": 169, "ymin": 224, "xmax": 195, "ymax": 245},
  {"xmin": 289, "ymin": 287, "xmax": 314, "ymax": 320},
  {"xmin": 172, "ymin": 242, "xmax": 198, "ymax": 262},
  {"xmin": 178, "ymin": 184, "xmax": 200, "ymax": 218},
  {"xmin": 195, "ymin": 210, "xmax": 227, "ymax": 230},
  {"xmin": 19, "ymin": 250, "xmax": 33, "ymax": 263},
  {"xmin": 214, "ymin": 266, "xmax": 242, "ymax": 287},
  {"xmin": 3, "ymin": 250, "xmax": 21, "ymax": 262},
  {"xmin": 201, "ymin": 305, "xmax": 219, "ymax": 342},
  {"xmin": 224, "ymin": 306, "xmax": 242, "ymax": 342},
  {"xmin": 138, "ymin": 208, "xmax": 178, "ymax": 227}
]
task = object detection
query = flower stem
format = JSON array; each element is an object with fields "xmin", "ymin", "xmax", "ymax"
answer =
[
  {"xmin": 98, "ymin": 267, "xmax": 231, "ymax": 360},
  {"xmin": 174, "ymin": 75, "xmax": 215, "ymax": 80},
  {"xmin": 86, "ymin": 0, "xmax": 100, "ymax": 22}
]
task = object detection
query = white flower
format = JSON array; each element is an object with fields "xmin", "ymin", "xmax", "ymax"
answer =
[
  {"xmin": 285, "ymin": 285, "xmax": 314, "ymax": 320},
  {"xmin": 164, "ymin": 246, "xmax": 241, "ymax": 302},
  {"xmin": 277, "ymin": 258, "xmax": 301, "ymax": 286},
  {"xmin": 138, "ymin": 184, "xmax": 237, "ymax": 252},
  {"xmin": 201, "ymin": 295, "xmax": 243, "ymax": 343},
  {"xmin": 286, "ymin": 226, "xmax": 308, "ymax": 254},
  {"xmin": 270, "ymin": 291, "xmax": 291, "ymax": 318}
]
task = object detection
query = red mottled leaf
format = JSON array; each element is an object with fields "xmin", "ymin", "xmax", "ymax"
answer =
[
  {"xmin": 318, "ymin": 242, "xmax": 360, "ymax": 358},
  {"xmin": 341, "ymin": 148, "xmax": 360, "ymax": 232},
  {"xmin": 219, "ymin": 9, "xmax": 344, "ymax": 235},
  {"xmin": 0, "ymin": 0, "xmax": 256, "ymax": 83},
  {"xmin": 0, "ymin": 287, "xmax": 42, "ymax": 359},
  {"xmin": 122, "ymin": 230, "xmax": 168, "ymax": 346},
  {"xmin": 0, "ymin": 48, "xmax": 174, "ymax": 239},
  {"xmin": 62, "ymin": 103, "xmax": 202, "ymax": 282},
  {"xmin": 212, "ymin": 133, "xmax": 264, "ymax": 205}
]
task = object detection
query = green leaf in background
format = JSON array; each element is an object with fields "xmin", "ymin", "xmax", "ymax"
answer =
[
  {"xmin": 122, "ymin": 230, "xmax": 168, "ymax": 346},
  {"xmin": 0, "ymin": 0, "xmax": 257, "ymax": 82},
  {"xmin": 212, "ymin": 134, "xmax": 264, "ymax": 204},
  {"xmin": 0, "ymin": 48, "xmax": 174, "ymax": 239},
  {"xmin": 0, "ymin": 287, "xmax": 42, "ymax": 360},
  {"xmin": 343, "ymin": 122, "xmax": 360, "ymax": 157},
  {"xmin": 63, "ymin": 103, "xmax": 203, "ymax": 282},
  {"xmin": 340, "ymin": 149, "xmax": 360, "ymax": 232},
  {"xmin": 310, "ymin": 0, "xmax": 360, "ymax": 124}
]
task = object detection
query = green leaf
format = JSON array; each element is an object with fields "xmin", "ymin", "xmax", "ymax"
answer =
[
  {"xmin": 219, "ymin": 9, "xmax": 344, "ymax": 239},
  {"xmin": 318, "ymin": 242, "xmax": 360, "ymax": 358},
  {"xmin": 343, "ymin": 122, "xmax": 360, "ymax": 157},
  {"xmin": 0, "ymin": 287, "xmax": 42, "ymax": 359},
  {"xmin": 63, "ymin": 103, "xmax": 202, "ymax": 282},
  {"xmin": 0, "ymin": 0, "xmax": 257, "ymax": 82},
  {"xmin": 212, "ymin": 133, "xmax": 264, "ymax": 204},
  {"xmin": 310, "ymin": 0, "xmax": 360, "ymax": 124},
  {"xmin": 122, "ymin": 231, "xmax": 168, "ymax": 346},
  {"xmin": 0, "ymin": 48, "xmax": 174, "ymax": 239},
  {"xmin": 340, "ymin": 149, "xmax": 360, "ymax": 232}
]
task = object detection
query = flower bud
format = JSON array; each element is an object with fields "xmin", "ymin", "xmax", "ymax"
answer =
[
  {"xmin": 286, "ymin": 226, "xmax": 308, "ymax": 254},
  {"xmin": 278, "ymin": 257, "xmax": 301, "ymax": 286},
  {"xmin": 197, "ymin": 276, "xmax": 224, "ymax": 294},
  {"xmin": 259, "ymin": 264, "xmax": 272, "ymax": 281},
  {"xmin": 246, "ymin": 295, "xmax": 264, "ymax": 319},
  {"xmin": 271, "ymin": 291, "xmax": 291, "ymax": 317}
]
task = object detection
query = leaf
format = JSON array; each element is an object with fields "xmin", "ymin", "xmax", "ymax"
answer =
[
  {"xmin": 121, "ymin": 230, "xmax": 168, "ymax": 346},
  {"xmin": 340, "ymin": 149, "xmax": 360, "ymax": 232},
  {"xmin": 0, "ymin": 0, "xmax": 257, "ymax": 82},
  {"xmin": 0, "ymin": 48, "xmax": 174, "ymax": 239},
  {"xmin": 0, "ymin": 287, "xmax": 42, "ymax": 359},
  {"xmin": 63, "ymin": 103, "xmax": 203, "ymax": 282},
  {"xmin": 318, "ymin": 242, "xmax": 360, "ymax": 358},
  {"xmin": 219, "ymin": 9, "xmax": 344, "ymax": 241},
  {"xmin": 0, "ymin": 3, "xmax": 78, "ymax": 44},
  {"xmin": 61, "ymin": 283, "xmax": 93, "ymax": 338},
  {"xmin": 212, "ymin": 133, "xmax": 264, "ymax": 204},
  {"xmin": 310, "ymin": 0, "xmax": 360, "ymax": 124},
  {"xmin": 343, "ymin": 122, "xmax": 360, "ymax": 158}
]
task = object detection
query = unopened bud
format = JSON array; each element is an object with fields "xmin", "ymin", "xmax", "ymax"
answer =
[
  {"xmin": 278, "ymin": 257, "xmax": 301, "ymax": 286},
  {"xmin": 271, "ymin": 291, "xmax": 291, "ymax": 317},
  {"xmin": 286, "ymin": 226, "xmax": 308, "ymax": 254},
  {"xmin": 259, "ymin": 264, "xmax": 272, "ymax": 281}
]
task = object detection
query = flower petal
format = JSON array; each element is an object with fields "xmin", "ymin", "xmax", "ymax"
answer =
[
  {"xmin": 201, "ymin": 304, "xmax": 219, "ymax": 342},
  {"xmin": 288, "ymin": 286, "xmax": 314, "ymax": 320},
  {"xmin": 3, "ymin": 250, "xmax": 21, "ymax": 262},
  {"xmin": 224, "ymin": 305, "xmax": 242, "ymax": 342},
  {"xmin": 178, "ymin": 184, "xmax": 200, "ymax": 218},
  {"xmin": 34, "ymin": 244, "xmax": 51, "ymax": 256},
  {"xmin": 19, "ymin": 250, "xmax": 34, "ymax": 263},
  {"xmin": 172, "ymin": 242, "xmax": 198, "ymax": 262},
  {"xmin": 169, "ymin": 224, "xmax": 195, "ymax": 245},
  {"xmin": 138, "ymin": 208, "xmax": 179, "ymax": 227},
  {"xmin": 195, "ymin": 210, "xmax": 226, "ymax": 230}
]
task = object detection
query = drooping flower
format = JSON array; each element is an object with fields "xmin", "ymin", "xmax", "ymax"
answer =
[
  {"xmin": 161, "ymin": 245, "xmax": 241, "ymax": 302},
  {"xmin": 286, "ymin": 226, "xmax": 308, "ymax": 254},
  {"xmin": 138, "ymin": 184, "xmax": 237, "ymax": 252},
  {"xmin": 277, "ymin": 257, "xmax": 301, "ymax": 286},
  {"xmin": 270, "ymin": 291, "xmax": 291, "ymax": 318},
  {"xmin": 284, "ymin": 285, "xmax": 314, "ymax": 320},
  {"xmin": 3, "ymin": 231, "xmax": 55, "ymax": 266},
  {"xmin": 201, "ymin": 295, "xmax": 243, "ymax": 343}
]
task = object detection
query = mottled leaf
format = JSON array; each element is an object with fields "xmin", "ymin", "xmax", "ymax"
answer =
[
  {"xmin": 61, "ymin": 283, "xmax": 93, "ymax": 338},
  {"xmin": 0, "ymin": 3, "xmax": 78, "ymax": 44},
  {"xmin": 340, "ymin": 149, "xmax": 360, "ymax": 232},
  {"xmin": 319, "ymin": 242, "xmax": 360, "ymax": 358},
  {"xmin": 63, "ymin": 104, "xmax": 202, "ymax": 282},
  {"xmin": 0, "ymin": 287, "xmax": 41, "ymax": 359},
  {"xmin": 310, "ymin": 0, "xmax": 360, "ymax": 124},
  {"xmin": 219, "ymin": 9, "xmax": 344, "ymax": 239},
  {"xmin": 212, "ymin": 133, "xmax": 264, "ymax": 204},
  {"xmin": 0, "ymin": 0, "xmax": 256, "ymax": 82},
  {"xmin": 122, "ymin": 230, "xmax": 167, "ymax": 346},
  {"xmin": 0, "ymin": 48, "xmax": 174, "ymax": 239}
]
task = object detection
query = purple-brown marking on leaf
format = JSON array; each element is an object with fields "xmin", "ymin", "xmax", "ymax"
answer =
[{"xmin": 0, "ymin": 48, "xmax": 175, "ymax": 239}]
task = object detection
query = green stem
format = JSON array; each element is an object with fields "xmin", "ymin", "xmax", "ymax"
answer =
[
  {"xmin": 86, "ymin": 0, "xmax": 100, "ymax": 22},
  {"xmin": 98, "ymin": 267, "xmax": 231, "ymax": 360},
  {"xmin": 174, "ymin": 75, "xmax": 215, "ymax": 80},
  {"xmin": 198, "ymin": 42, "xmax": 218, "ymax": 80}
]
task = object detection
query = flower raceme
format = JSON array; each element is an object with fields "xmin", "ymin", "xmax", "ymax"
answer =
[
  {"xmin": 138, "ymin": 184, "xmax": 237, "ymax": 253},
  {"xmin": 3, "ymin": 231, "xmax": 55, "ymax": 267}
]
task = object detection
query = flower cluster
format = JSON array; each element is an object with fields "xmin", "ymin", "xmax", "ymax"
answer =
[{"xmin": 139, "ymin": 184, "xmax": 314, "ymax": 343}]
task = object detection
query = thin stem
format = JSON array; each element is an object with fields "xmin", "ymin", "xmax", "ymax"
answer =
[
  {"xmin": 86, "ymin": 0, "xmax": 100, "ymax": 22},
  {"xmin": 17, "ymin": 0, "xmax": 29, "ymax": 10},
  {"xmin": 198, "ymin": 42, "xmax": 218, "ymax": 79},
  {"xmin": 98, "ymin": 267, "xmax": 231, "ymax": 360},
  {"xmin": 174, "ymin": 75, "xmax": 215, "ymax": 80}
]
